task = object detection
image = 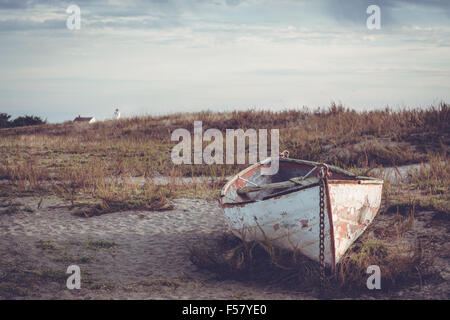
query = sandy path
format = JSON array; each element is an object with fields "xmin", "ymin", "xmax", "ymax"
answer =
[{"xmin": 0, "ymin": 197, "xmax": 314, "ymax": 300}]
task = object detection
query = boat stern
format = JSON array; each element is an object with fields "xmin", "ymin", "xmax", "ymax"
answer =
[{"xmin": 328, "ymin": 180, "xmax": 383, "ymax": 263}]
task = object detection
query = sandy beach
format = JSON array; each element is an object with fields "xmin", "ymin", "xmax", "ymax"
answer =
[
  {"xmin": 1, "ymin": 195, "xmax": 448, "ymax": 300},
  {"xmin": 1, "ymin": 197, "xmax": 314, "ymax": 299}
]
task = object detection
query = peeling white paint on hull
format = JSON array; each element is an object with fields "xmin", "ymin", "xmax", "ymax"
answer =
[
  {"xmin": 223, "ymin": 185, "xmax": 335, "ymax": 265},
  {"xmin": 328, "ymin": 182, "xmax": 383, "ymax": 262}
]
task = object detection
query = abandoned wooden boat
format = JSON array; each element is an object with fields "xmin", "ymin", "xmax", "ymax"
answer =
[{"xmin": 219, "ymin": 156, "xmax": 383, "ymax": 270}]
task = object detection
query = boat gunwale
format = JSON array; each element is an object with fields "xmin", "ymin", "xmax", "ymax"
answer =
[
  {"xmin": 220, "ymin": 181, "xmax": 320, "ymax": 208},
  {"xmin": 220, "ymin": 158, "xmax": 383, "ymax": 206}
]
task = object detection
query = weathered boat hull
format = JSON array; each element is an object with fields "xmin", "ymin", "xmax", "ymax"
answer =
[
  {"xmin": 220, "ymin": 158, "xmax": 383, "ymax": 268},
  {"xmin": 328, "ymin": 182, "xmax": 383, "ymax": 263}
]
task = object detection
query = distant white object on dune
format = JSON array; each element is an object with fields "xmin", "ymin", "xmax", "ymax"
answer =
[{"xmin": 114, "ymin": 108, "xmax": 121, "ymax": 120}]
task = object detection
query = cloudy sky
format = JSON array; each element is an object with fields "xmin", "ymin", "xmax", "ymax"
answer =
[{"xmin": 0, "ymin": 0, "xmax": 449, "ymax": 122}]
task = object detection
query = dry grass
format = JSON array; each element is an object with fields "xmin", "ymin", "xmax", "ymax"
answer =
[
  {"xmin": 333, "ymin": 239, "xmax": 426, "ymax": 295},
  {"xmin": 1, "ymin": 103, "xmax": 448, "ymax": 176},
  {"xmin": 0, "ymin": 263, "xmax": 115, "ymax": 299},
  {"xmin": 189, "ymin": 229, "xmax": 433, "ymax": 298},
  {"xmin": 0, "ymin": 103, "xmax": 448, "ymax": 215},
  {"xmin": 377, "ymin": 155, "xmax": 450, "ymax": 216}
]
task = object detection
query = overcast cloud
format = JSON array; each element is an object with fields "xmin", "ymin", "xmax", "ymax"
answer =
[{"xmin": 0, "ymin": 0, "xmax": 449, "ymax": 122}]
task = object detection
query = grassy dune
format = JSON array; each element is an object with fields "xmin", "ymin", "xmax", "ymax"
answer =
[
  {"xmin": 0, "ymin": 103, "xmax": 448, "ymax": 211},
  {"xmin": 0, "ymin": 103, "xmax": 448, "ymax": 297}
]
